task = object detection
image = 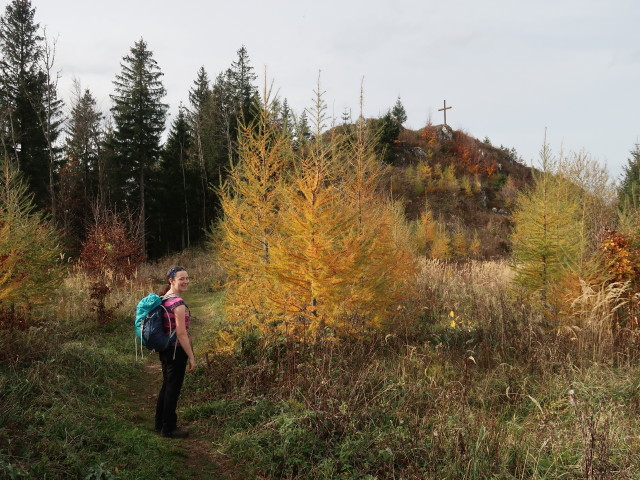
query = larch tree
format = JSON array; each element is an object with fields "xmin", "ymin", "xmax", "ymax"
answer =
[
  {"xmin": 110, "ymin": 38, "xmax": 167, "ymax": 257},
  {"xmin": 265, "ymin": 86, "xmax": 353, "ymax": 334},
  {"xmin": 0, "ymin": 157, "xmax": 62, "ymax": 313},
  {"xmin": 218, "ymin": 82, "xmax": 416, "ymax": 342},
  {"xmin": 217, "ymin": 94, "xmax": 292, "ymax": 334},
  {"xmin": 511, "ymin": 142, "xmax": 584, "ymax": 312}
]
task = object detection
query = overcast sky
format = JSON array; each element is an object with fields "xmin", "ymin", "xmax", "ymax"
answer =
[{"xmin": 25, "ymin": 0, "xmax": 640, "ymax": 178}]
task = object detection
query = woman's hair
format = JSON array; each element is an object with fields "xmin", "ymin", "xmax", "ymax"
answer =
[{"xmin": 157, "ymin": 265, "xmax": 186, "ymax": 295}]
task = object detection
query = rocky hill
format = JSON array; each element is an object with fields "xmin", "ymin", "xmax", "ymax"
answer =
[{"xmin": 385, "ymin": 124, "xmax": 533, "ymax": 258}]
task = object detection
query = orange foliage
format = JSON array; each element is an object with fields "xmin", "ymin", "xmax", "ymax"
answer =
[
  {"xmin": 599, "ymin": 229, "xmax": 639, "ymax": 284},
  {"xmin": 599, "ymin": 228, "xmax": 640, "ymax": 327},
  {"xmin": 78, "ymin": 209, "xmax": 144, "ymax": 279}
]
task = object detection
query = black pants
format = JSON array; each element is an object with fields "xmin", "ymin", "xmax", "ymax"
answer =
[{"xmin": 155, "ymin": 345, "xmax": 187, "ymax": 433}]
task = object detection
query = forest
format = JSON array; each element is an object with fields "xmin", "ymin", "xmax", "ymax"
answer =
[{"xmin": 4, "ymin": 0, "xmax": 640, "ymax": 478}]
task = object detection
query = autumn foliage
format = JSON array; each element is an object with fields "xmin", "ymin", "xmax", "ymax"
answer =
[
  {"xmin": 217, "ymin": 98, "xmax": 416, "ymax": 343},
  {"xmin": 78, "ymin": 207, "xmax": 144, "ymax": 323},
  {"xmin": 78, "ymin": 207, "xmax": 144, "ymax": 278},
  {"xmin": 0, "ymin": 162, "xmax": 63, "ymax": 329}
]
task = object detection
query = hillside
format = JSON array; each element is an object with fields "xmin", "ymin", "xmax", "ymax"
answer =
[{"xmin": 386, "ymin": 124, "xmax": 534, "ymax": 258}]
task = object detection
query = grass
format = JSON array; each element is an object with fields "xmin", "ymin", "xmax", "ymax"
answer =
[
  {"xmin": 0, "ymin": 321, "xmax": 187, "ymax": 479},
  {"xmin": 0, "ymin": 257, "xmax": 223, "ymax": 479},
  {"xmin": 5, "ymin": 255, "xmax": 640, "ymax": 478},
  {"xmin": 178, "ymin": 259, "xmax": 640, "ymax": 479}
]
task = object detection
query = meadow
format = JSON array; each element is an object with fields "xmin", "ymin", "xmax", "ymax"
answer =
[{"xmin": 3, "ymin": 250, "xmax": 640, "ymax": 479}]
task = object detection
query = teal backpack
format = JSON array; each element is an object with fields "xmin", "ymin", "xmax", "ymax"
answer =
[{"xmin": 134, "ymin": 293, "xmax": 176, "ymax": 358}]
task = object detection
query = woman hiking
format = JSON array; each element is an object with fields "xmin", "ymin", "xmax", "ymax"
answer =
[{"xmin": 155, "ymin": 265, "xmax": 196, "ymax": 438}]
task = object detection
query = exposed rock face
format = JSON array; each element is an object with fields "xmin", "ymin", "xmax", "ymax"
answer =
[{"xmin": 434, "ymin": 124, "xmax": 454, "ymax": 142}]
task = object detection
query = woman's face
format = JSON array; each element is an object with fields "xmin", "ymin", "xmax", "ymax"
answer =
[{"xmin": 170, "ymin": 269, "xmax": 189, "ymax": 293}]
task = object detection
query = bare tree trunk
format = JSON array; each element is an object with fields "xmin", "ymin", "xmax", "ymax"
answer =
[
  {"xmin": 194, "ymin": 124, "xmax": 208, "ymax": 232},
  {"xmin": 179, "ymin": 136, "xmax": 190, "ymax": 249},
  {"xmin": 140, "ymin": 165, "xmax": 146, "ymax": 258},
  {"xmin": 41, "ymin": 29, "xmax": 61, "ymax": 222}
]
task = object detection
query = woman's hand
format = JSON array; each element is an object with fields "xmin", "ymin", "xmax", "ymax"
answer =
[{"xmin": 188, "ymin": 356, "xmax": 196, "ymax": 372}]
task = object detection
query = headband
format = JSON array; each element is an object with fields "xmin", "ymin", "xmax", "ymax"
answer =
[{"xmin": 167, "ymin": 266, "xmax": 185, "ymax": 279}]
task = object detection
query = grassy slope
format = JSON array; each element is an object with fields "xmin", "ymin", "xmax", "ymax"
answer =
[
  {"xmin": 0, "ymin": 288, "xmax": 226, "ymax": 479},
  {"xmin": 5, "ymin": 264, "xmax": 640, "ymax": 479}
]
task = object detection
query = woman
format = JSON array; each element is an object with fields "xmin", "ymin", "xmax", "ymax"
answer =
[{"xmin": 155, "ymin": 265, "xmax": 196, "ymax": 438}]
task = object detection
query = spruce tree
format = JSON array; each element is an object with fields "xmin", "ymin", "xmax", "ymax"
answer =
[
  {"xmin": 618, "ymin": 145, "xmax": 640, "ymax": 211},
  {"xmin": 153, "ymin": 105, "xmax": 196, "ymax": 256},
  {"xmin": 0, "ymin": 0, "xmax": 59, "ymax": 211},
  {"xmin": 60, "ymin": 84, "xmax": 102, "ymax": 248},
  {"xmin": 229, "ymin": 45, "xmax": 258, "ymax": 124},
  {"xmin": 187, "ymin": 66, "xmax": 220, "ymax": 232},
  {"xmin": 391, "ymin": 96, "xmax": 407, "ymax": 125},
  {"xmin": 110, "ymin": 38, "xmax": 167, "ymax": 256}
]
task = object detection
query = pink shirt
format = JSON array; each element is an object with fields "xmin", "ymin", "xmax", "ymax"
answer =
[{"xmin": 162, "ymin": 296, "xmax": 190, "ymax": 346}]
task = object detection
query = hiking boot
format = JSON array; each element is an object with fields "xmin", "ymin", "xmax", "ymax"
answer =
[{"xmin": 162, "ymin": 427, "xmax": 189, "ymax": 439}]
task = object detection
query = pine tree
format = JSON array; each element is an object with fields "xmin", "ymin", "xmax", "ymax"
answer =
[
  {"xmin": 110, "ymin": 38, "xmax": 167, "ymax": 256},
  {"xmin": 0, "ymin": 0, "xmax": 59, "ymax": 211}
]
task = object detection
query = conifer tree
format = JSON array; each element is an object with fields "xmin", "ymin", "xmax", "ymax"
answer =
[
  {"xmin": 430, "ymin": 224, "xmax": 451, "ymax": 259},
  {"xmin": 293, "ymin": 109, "xmax": 312, "ymax": 149},
  {"xmin": 469, "ymin": 231, "xmax": 482, "ymax": 258},
  {"xmin": 217, "ymin": 94, "xmax": 291, "ymax": 329},
  {"xmin": 0, "ymin": 0, "xmax": 60, "ymax": 211},
  {"xmin": 414, "ymin": 207, "xmax": 437, "ymax": 255},
  {"xmin": 0, "ymin": 157, "xmax": 62, "ymax": 310},
  {"xmin": 60, "ymin": 83, "xmax": 102, "ymax": 248},
  {"xmin": 110, "ymin": 38, "xmax": 167, "ymax": 256},
  {"xmin": 511, "ymin": 142, "xmax": 583, "ymax": 309},
  {"xmin": 229, "ymin": 46, "xmax": 259, "ymax": 124},
  {"xmin": 153, "ymin": 105, "xmax": 196, "ymax": 255},
  {"xmin": 218, "ymin": 83, "xmax": 415, "ymax": 340},
  {"xmin": 618, "ymin": 145, "xmax": 640, "ymax": 211},
  {"xmin": 451, "ymin": 228, "xmax": 467, "ymax": 258},
  {"xmin": 391, "ymin": 96, "xmax": 407, "ymax": 126},
  {"xmin": 187, "ymin": 66, "xmax": 217, "ymax": 232}
]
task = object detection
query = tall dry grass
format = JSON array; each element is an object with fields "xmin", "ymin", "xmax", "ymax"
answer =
[{"xmin": 186, "ymin": 251, "xmax": 640, "ymax": 478}]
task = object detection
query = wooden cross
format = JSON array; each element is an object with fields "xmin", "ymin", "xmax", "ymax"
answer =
[{"xmin": 438, "ymin": 100, "xmax": 452, "ymax": 126}]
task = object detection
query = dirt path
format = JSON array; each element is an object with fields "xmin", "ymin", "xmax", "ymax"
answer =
[{"xmin": 123, "ymin": 292, "xmax": 238, "ymax": 480}]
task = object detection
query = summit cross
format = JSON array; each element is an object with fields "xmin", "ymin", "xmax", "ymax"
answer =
[{"xmin": 438, "ymin": 100, "xmax": 452, "ymax": 126}]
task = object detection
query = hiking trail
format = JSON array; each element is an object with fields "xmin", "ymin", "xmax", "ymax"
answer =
[{"xmin": 121, "ymin": 291, "xmax": 239, "ymax": 479}]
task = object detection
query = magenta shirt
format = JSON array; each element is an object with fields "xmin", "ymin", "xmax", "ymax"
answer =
[{"xmin": 162, "ymin": 296, "xmax": 190, "ymax": 346}]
